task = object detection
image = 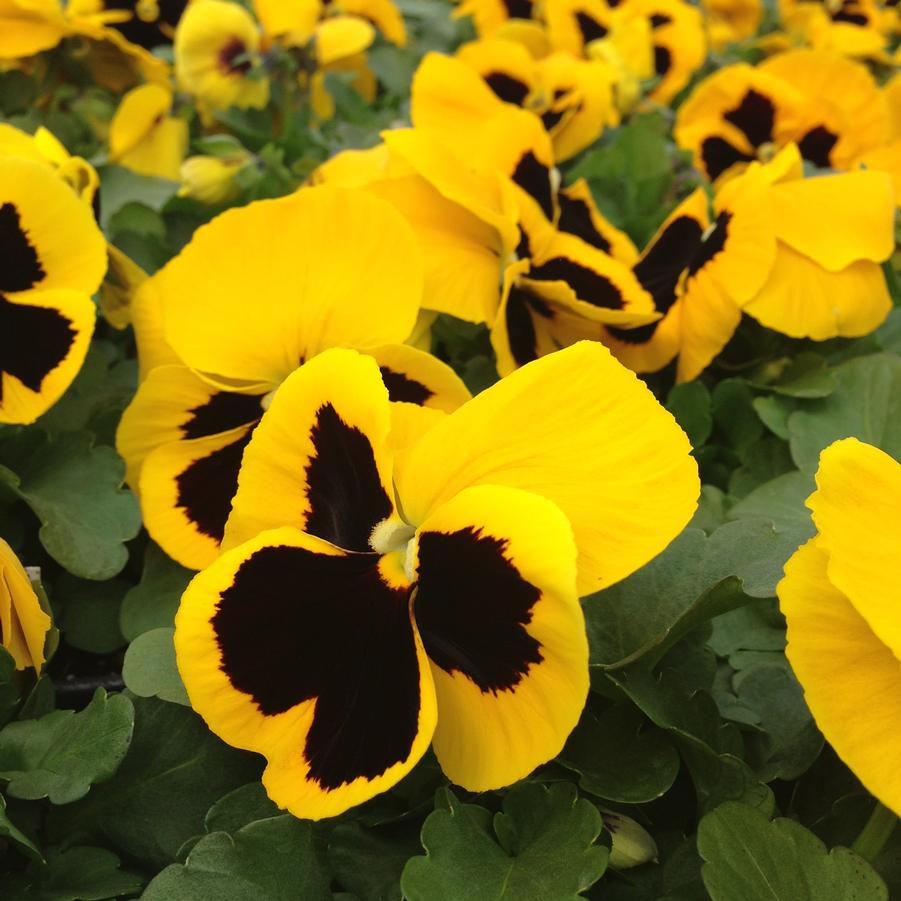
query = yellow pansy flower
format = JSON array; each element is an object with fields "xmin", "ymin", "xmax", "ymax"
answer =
[
  {"xmin": 0, "ymin": 538, "xmax": 51, "ymax": 671},
  {"xmin": 175, "ymin": 341, "xmax": 700, "ymax": 819}
]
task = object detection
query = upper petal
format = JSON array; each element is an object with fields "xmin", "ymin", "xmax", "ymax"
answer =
[{"xmin": 396, "ymin": 341, "xmax": 699, "ymax": 594}]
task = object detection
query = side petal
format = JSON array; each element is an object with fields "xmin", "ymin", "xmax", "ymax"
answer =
[
  {"xmin": 411, "ymin": 485, "xmax": 585, "ymax": 790},
  {"xmin": 807, "ymin": 438, "xmax": 901, "ymax": 660},
  {"xmin": 223, "ymin": 348, "xmax": 395, "ymax": 554},
  {"xmin": 0, "ymin": 289, "xmax": 95, "ymax": 425},
  {"xmin": 141, "ymin": 424, "xmax": 255, "ymax": 570},
  {"xmin": 159, "ymin": 186, "xmax": 423, "ymax": 385},
  {"xmin": 0, "ymin": 538, "xmax": 50, "ymax": 671},
  {"xmin": 175, "ymin": 526, "xmax": 437, "ymax": 819},
  {"xmin": 365, "ymin": 343, "xmax": 472, "ymax": 412},
  {"xmin": 741, "ymin": 245, "xmax": 891, "ymax": 340},
  {"xmin": 396, "ymin": 341, "xmax": 700, "ymax": 594},
  {"xmin": 779, "ymin": 538, "xmax": 901, "ymax": 817}
]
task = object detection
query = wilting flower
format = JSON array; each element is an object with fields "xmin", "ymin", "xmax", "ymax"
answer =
[
  {"xmin": 175, "ymin": 341, "xmax": 700, "ymax": 819},
  {"xmin": 116, "ymin": 186, "xmax": 470, "ymax": 570},
  {"xmin": 0, "ymin": 155, "xmax": 107, "ymax": 424},
  {"xmin": 675, "ymin": 50, "xmax": 892, "ymax": 183},
  {"xmin": 0, "ymin": 538, "xmax": 51, "ymax": 671},
  {"xmin": 174, "ymin": 0, "xmax": 269, "ymax": 111},
  {"xmin": 779, "ymin": 437, "xmax": 901, "ymax": 816},
  {"xmin": 108, "ymin": 83, "xmax": 188, "ymax": 180}
]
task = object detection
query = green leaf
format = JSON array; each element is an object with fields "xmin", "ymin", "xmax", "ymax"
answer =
[
  {"xmin": 728, "ymin": 469, "xmax": 816, "ymax": 533},
  {"xmin": 0, "ymin": 431, "xmax": 140, "ymax": 580},
  {"xmin": 122, "ymin": 628, "xmax": 189, "ymax": 706},
  {"xmin": 667, "ymin": 381, "xmax": 713, "ymax": 449},
  {"xmin": 401, "ymin": 784, "xmax": 608, "ymax": 901},
  {"xmin": 0, "ymin": 645, "xmax": 20, "ymax": 726},
  {"xmin": 141, "ymin": 817, "xmax": 332, "ymax": 901},
  {"xmin": 120, "ymin": 542, "xmax": 193, "ymax": 640},
  {"xmin": 0, "ymin": 791, "xmax": 42, "ymax": 860},
  {"xmin": 558, "ymin": 704, "xmax": 680, "ymax": 803},
  {"xmin": 699, "ymin": 802, "xmax": 888, "ymax": 901},
  {"xmin": 584, "ymin": 519, "xmax": 800, "ymax": 668},
  {"xmin": 329, "ymin": 821, "xmax": 423, "ymax": 901},
  {"xmin": 203, "ymin": 783, "xmax": 279, "ymax": 835},
  {"xmin": 97, "ymin": 165, "xmax": 178, "ymax": 230},
  {"xmin": 788, "ymin": 354, "xmax": 901, "ymax": 473},
  {"xmin": 55, "ymin": 577, "xmax": 127, "ymax": 655},
  {"xmin": 47, "ymin": 697, "xmax": 262, "ymax": 869},
  {"xmin": 0, "ymin": 690, "xmax": 134, "ymax": 804},
  {"xmin": 0, "ymin": 845, "xmax": 143, "ymax": 901},
  {"xmin": 749, "ymin": 353, "xmax": 837, "ymax": 398}
]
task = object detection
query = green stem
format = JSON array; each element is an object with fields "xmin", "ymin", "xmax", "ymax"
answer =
[{"xmin": 852, "ymin": 802, "xmax": 897, "ymax": 862}]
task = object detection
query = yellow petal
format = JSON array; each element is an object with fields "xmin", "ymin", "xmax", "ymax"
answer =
[
  {"xmin": 0, "ymin": 0, "xmax": 66, "ymax": 58},
  {"xmin": 0, "ymin": 537, "xmax": 50, "ymax": 670},
  {"xmin": 364, "ymin": 343, "xmax": 471, "ymax": 412},
  {"xmin": 175, "ymin": 525, "xmax": 437, "ymax": 819},
  {"xmin": 396, "ymin": 341, "xmax": 699, "ymax": 594},
  {"xmin": 412, "ymin": 484, "xmax": 587, "ymax": 790},
  {"xmin": 109, "ymin": 83, "xmax": 173, "ymax": 160},
  {"xmin": 158, "ymin": 186, "xmax": 423, "ymax": 385},
  {"xmin": 314, "ymin": 15, "xmax": 374, "ymax": 64},
  {"xmin": 223, "ymin": 348, "xmax": 395, "ymax": 554},
  {"xmin": 779, "ymin": 538, "xmax": 901, "ymax": 818},
  {"xmin": 807, "ymin": 438, "xmax": 901, "ymax": 660}
]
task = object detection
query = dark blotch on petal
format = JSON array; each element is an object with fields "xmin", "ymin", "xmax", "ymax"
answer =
[
  {"xmin": 379, "ymin": 366, "xmax": 434, "ymax": 406},
  {"xmin": 575, "ymin": 11, "xmax": 608, "ymax": 42},
  {"xmin": 701, "ymin": 136, "xmax": 755, "ymax": 180},
  {"xmin": 557, "ymin": 193, "xmax": 611, "ymax": 253},
  {"xmin": 512, "ymin": 151, "xmax": 555, "ymax": 221},
  {"xmin": 653, "ymin": 44, "xmax": 672, "ymax": 77},
  {"xmin": 0, "ymin": 294, "xmax": 75, "ymax": 402},
  {"xmin": 484, "ymin": 72, "xmax": 530, "ymax": 106},
  {"xmin": 687, "ymin": 210, "xmax": 732, "ymax": 278},
  {"xmin": 415, "ymin": 526, "xmax": 543, "ymax": 692},
  {"xmin": 176, "ymin": 430, "xmax": 252, "ymax": 541},
  {"xmin": 505, "ymin": 283, "xmax": 554, "ymax": 368},
  {"xmin": 0, "ymin": 203, "xmax": 46, "ymax": 293},
  {"xmin": 502, "ymin": 0, "xmax": 534, "ymax": 17},
  {"xmin": 530, "ymin": 256, "xmax": 624, "ymax": 309},
  {"xmin": 304, "ymin": 403, "xmax": 393, "ymax": 553},
  {"xmin": 633, "ymin": 215, "xmax": 704, "ymax": 313},
  {"xmin": 541, "ymin": 108, "xmax": 567, "ymax": 131},
  {"xmin": 213, "ymin": 545, "xmax": 420, "ymax": 789},
  {"xmin": 182, "ymin": 391, "xmax": 264, "ymax": 439},
  {"xmin": 798, "ymin": 125, "xmax": 839, "ymax": 169},
  {"xmin": 218, "ymin": 37, "xmax": 251, "ymax": 74},
  {"xmin": 832, "ymin": 5, "xmax": 868, "ymax": 24},
  {"xmin": 723, "ymin": 89, "xmax": 775, "ymax": 148},
  {"xmin": 649, "ymin": 12, "xmax": 672, "ymax": 27}
]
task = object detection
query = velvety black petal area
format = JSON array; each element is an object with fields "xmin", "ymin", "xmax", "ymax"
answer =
[
  {"xmin": 505, "ymin": 283, "xmax": 554, "ymax": 367},
  {"xmin": 176, "ymin": 430, "xmax": 253, "ymax": 541},
  {"xmin": 103, "ymin": 0, "xmax": 187, "ymax": 47},
  {"xmin": 512, "ymin": 152, "xmax": 555, "ymax": 221},
  {"xmin": 213, "ymin": 545, "xmax": 420, "ymax": 789},
  {"xmin": 182, "ymin": 391, "xmax": 264, "ymax": 439},
  {"xmin": 503, "ymin": 0, "xmax": 534, "ymax": 18},
  {"xmin": 557, "ymin": 194, "xmax": 612, "ymax": 253},
  {"xmin": 0, "ymin": 203, "xmax": 45, "ymax": 293},
  {"xmin": 649, "ymin": 13, "xmax": 672, "ymax": 27},
  {"xmin": 687, "ymin": 211, "xmax": 732, "ymax": 278},
  {"xmin": 653, "ymin": 45, "xmax": 672, "ymax": 77},
  {"xmin": 415, "ymin": 526, "xmax": 543, "ymax": 693},
  {"xmin": 575, "ymin": 11, "xmax": 608, "ymax": 42},
  {"xmin": 701, "ymin": 136, "xmax": 756, "ymax": 180},
  {"xmin": 530, "ymin": 256, "xmax": 624, "ymax": 308},
  {"xmin": 379, "ymin": 367, "xmax": 434, "ymax": 406},
  {"xmin": 304, "ymin": 403, "xmax": 393, "ymax": 553},
  {"xmin": 634, "ymin": 215, "xmax": 704, "ymax": 312},
  {"xmin": 0, "ymin": 294, "xmax": 75, "ymax": 402},
  {"xmin": 723, "ymin": 89, "xmax": 775, "ymax": 148},
  {"xmin": 798, "ymin": 126, "xmax": 839, "ymax": 169},
  {"xmin": 484, "ymin": 72, "xmax": 531, "ymax": 106}
]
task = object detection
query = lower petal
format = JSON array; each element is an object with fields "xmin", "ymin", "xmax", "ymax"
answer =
[
  {"xmin": 412, "ymin": 485, "xmax": 588, "ymax": 791},
  {"xmin": 175, "ymin": 526, "xmax": 437, "ymax": 819}
]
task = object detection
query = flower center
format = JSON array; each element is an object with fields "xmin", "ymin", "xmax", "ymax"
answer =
[{"xmin": 369, "ymin": 519, "xmax": 415, "ymax": 556}]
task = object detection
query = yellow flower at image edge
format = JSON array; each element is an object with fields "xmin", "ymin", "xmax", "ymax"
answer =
[
  {"xmin": 778, "ymin": 438, "xmax": 901, "ymax": 816},
  {"xmin": 0, "ymin": 538, "xmax": 51, "ymax": 671},
  {"xmin": 175, "ymin": 343, "xmax": 700, "ymax": 819},
  {"xmin": 0, "ymin": 156, "xmax": 107, "ymax": 424}
]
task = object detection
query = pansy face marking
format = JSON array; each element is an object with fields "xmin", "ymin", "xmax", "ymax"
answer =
[{"xmin": 0, "ymin": 201, "xmax": 45, "ymax": 291}]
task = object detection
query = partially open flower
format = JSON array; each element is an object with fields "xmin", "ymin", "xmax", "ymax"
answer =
[
  {"xmin": 177, "ymin": 151, "xmax": 251, "ymax": 204},
  {"xmin": 175, "ymin": 0, "xmax": 269, "ymax": 111},
  {"xmin": 109, "ymin": 83, "xmax": 188, "ymax": 180},
  {"xmin": 779, "ymin": 437, "xmax": 901, "ymax": 817},
  {"xmin": 175, "ymin": 342, "xmax": 699, "ymax": 819},
  {"xmin": 0, "ymin": 538, "xmax": 51, "ymax": 671}
]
